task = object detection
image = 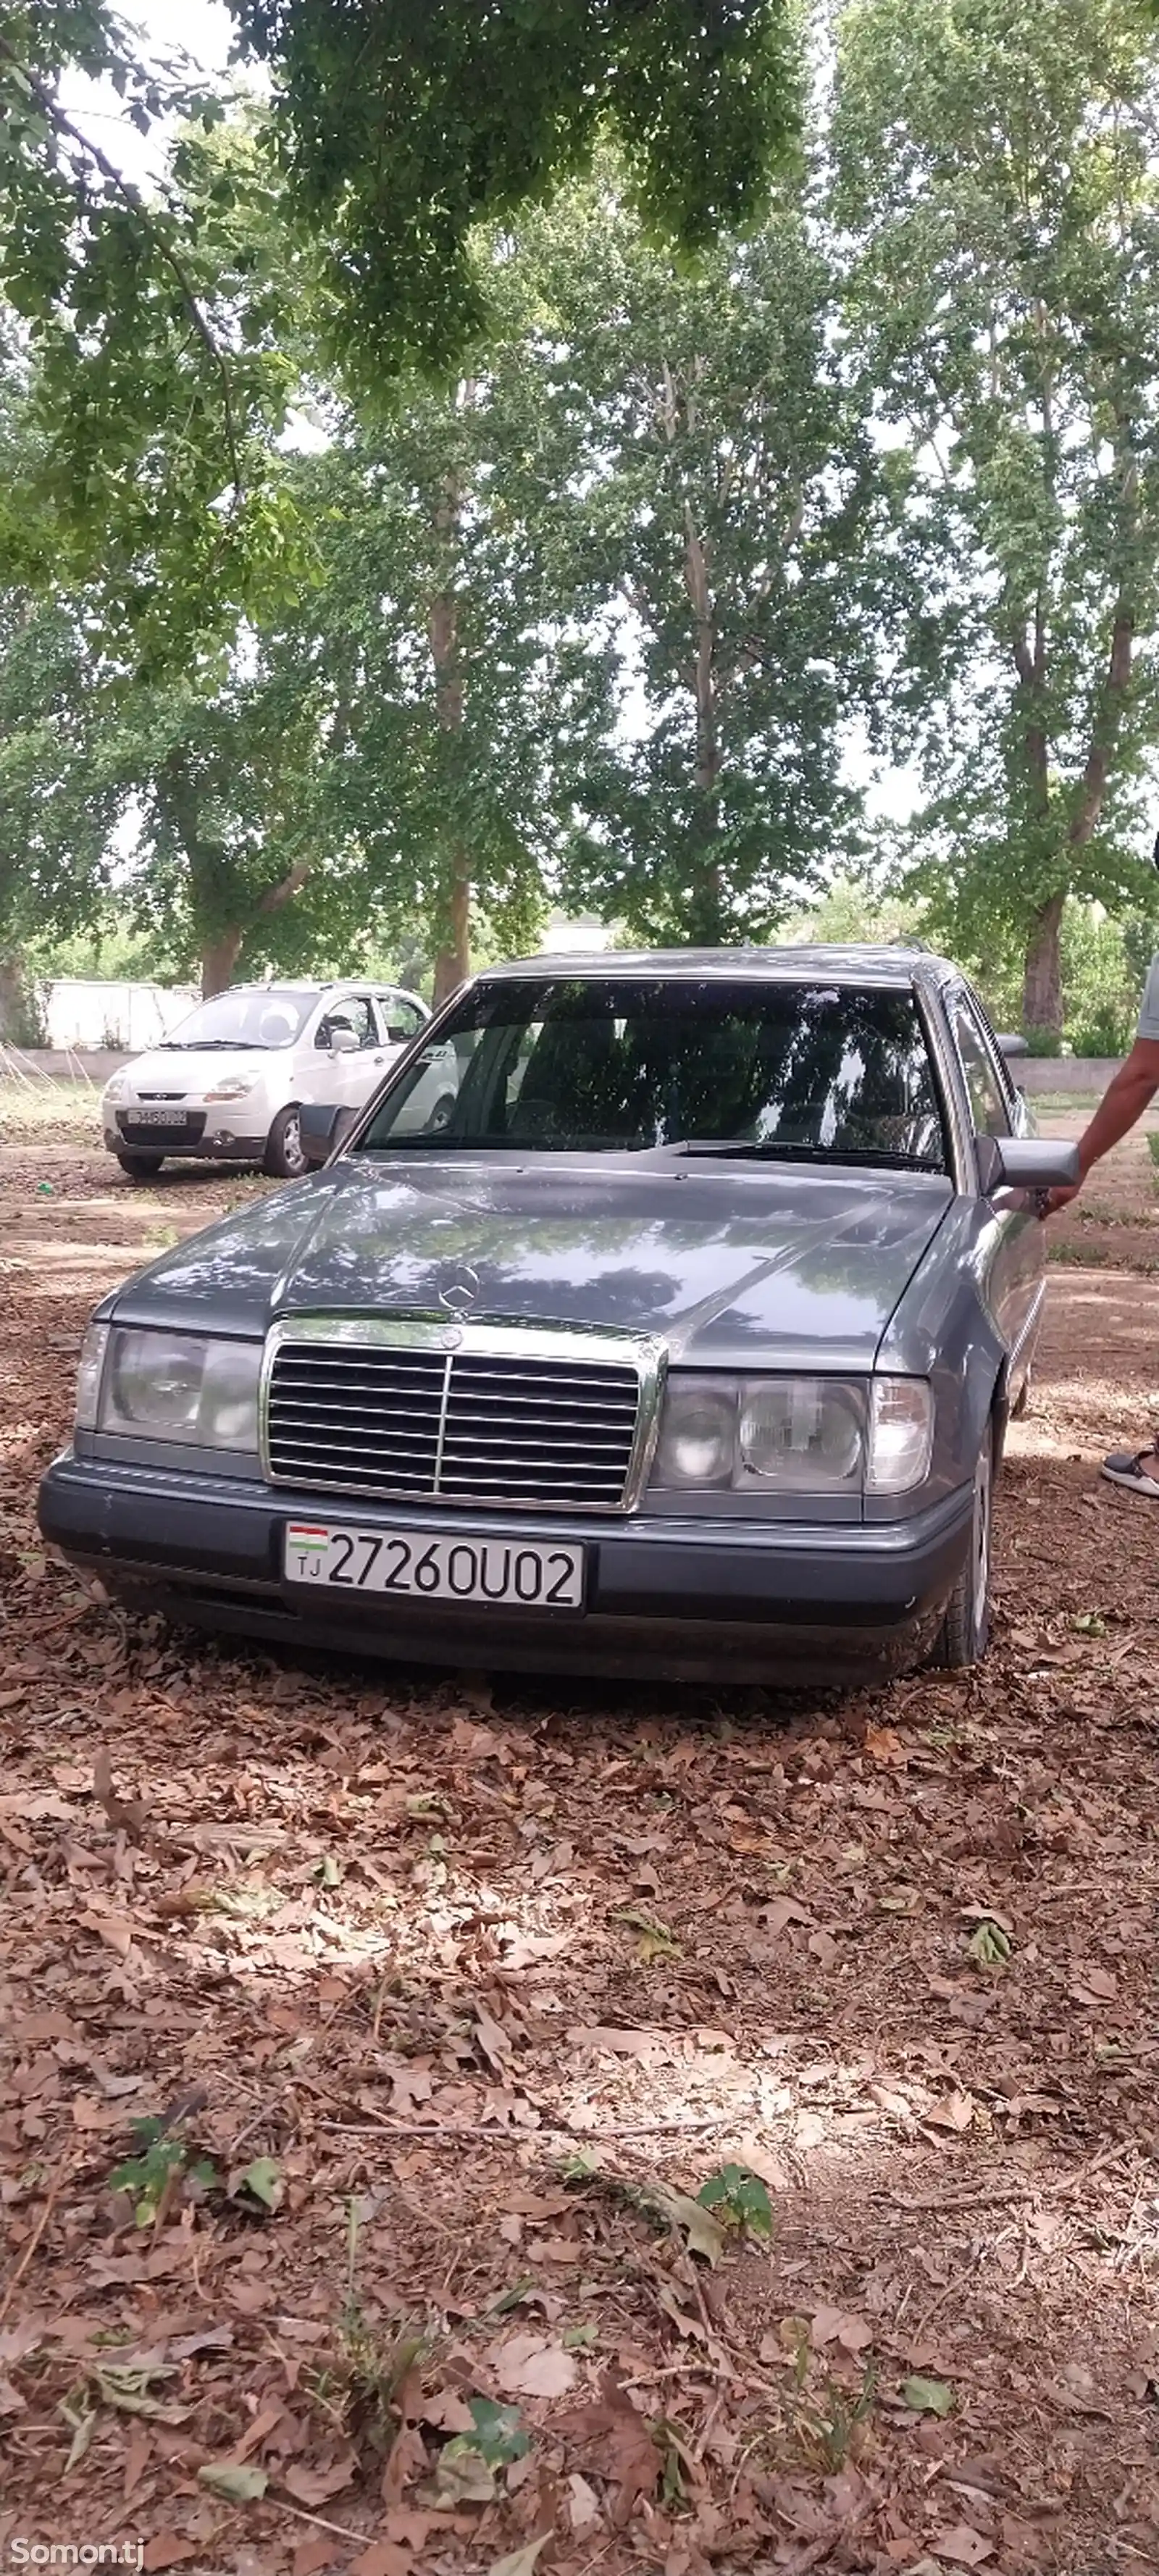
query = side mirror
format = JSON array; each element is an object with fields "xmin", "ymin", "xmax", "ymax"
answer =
[
  {"xmin": 976, "ymin": 1134, "xmax": 1079, "ymax": 1195},
  {"xmin": 386, "ymin": 1024, "xmax": 411, "ymax": 1046},
  {"xmin": 328, "ymin": 1024, "xmax": 358, "ymax": 1054},
  {"xmin": 996, "ymin": 1032, "xmax": 1029, "ymax": 1059},
  {"xmin": 298, "ymin": 1102, "xmax": 359, "ymax": 1168}
]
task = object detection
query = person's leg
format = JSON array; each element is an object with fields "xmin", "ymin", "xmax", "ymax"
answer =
[{"xmin": 1102, "ymin": 1446, "xmax": 1159, "ymax": 1494}]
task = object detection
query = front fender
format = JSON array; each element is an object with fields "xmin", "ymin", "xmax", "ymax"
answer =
[{"xmin": 872, "ymin": 1197, "xmax": 1005, "ymax": 1513}]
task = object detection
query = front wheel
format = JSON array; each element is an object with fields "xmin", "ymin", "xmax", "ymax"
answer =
[
  {"xmin": 424, "ymin": 1092, "xmax": 456, "ymax": 1135},
  {"xmin": 263, "ymin": 1103, "xmax": 307, "ymax": 1179},
  {"xmin": 931, "ymin": 1429, "xmax": 993, "ymax": 1670},
  {"xmin": 115, "ymin": 1150, "xmax": 164, "ymax": 1180}
]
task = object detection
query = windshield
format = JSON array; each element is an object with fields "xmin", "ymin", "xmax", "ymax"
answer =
[
  {"xmin": 162, "ymin": 988, "xmax": 314, "ymax": 1051},
  {"xmin": 357, "ymin": 976, "xmax": 948, "ymax": 1169}
]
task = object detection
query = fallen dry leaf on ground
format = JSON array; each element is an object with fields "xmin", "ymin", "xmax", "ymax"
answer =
[
  {"xmin": 493, "ymin": 2334, "xmax": 578, "ymax": 2399},
  {"xmin": 1, "ymin": 1139, "xmax": 1158, "ymax": 2575}
]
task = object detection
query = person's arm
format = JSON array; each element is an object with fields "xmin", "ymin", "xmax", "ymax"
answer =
[{"xmin": 1044, "ymin": 1035, "xmax": 1159, "ymax": 1210}]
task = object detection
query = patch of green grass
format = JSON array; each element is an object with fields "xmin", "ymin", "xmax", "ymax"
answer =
[
  {"xmin": 1047, "ymin": 1239, "xmax": 1159, "ymax": 1274},
  {"xmin": 0, "ymin": 1080, "xmax": 101, "ymax": 1144}
]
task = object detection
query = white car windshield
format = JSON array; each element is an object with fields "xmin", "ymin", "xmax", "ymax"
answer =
[{"xmin": 160, "ymin": 990, "xmax": 316, "ymax": 1051}]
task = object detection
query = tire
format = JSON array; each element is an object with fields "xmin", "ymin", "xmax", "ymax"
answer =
[
  {"xmin": 115, "ymin": 1150, "xmax": 164, "ymax": 1180},
  {"xmin": 931, "ymin": 1427, "xmax": 993, "ymax": 1670},
  {"xmin": 424, "ymin": 1091, "xmax": 456, "ymax": 1134},
  {"xmin": 263, "ymin": 1103, "xmax": 308, "ymax": 1179}
]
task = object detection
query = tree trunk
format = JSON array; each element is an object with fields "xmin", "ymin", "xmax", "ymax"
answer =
[
  {"xmin": 682, "ymin": 503, "xmax": 724, "ymax": 941},
  {"xmin": 1021, "ymin": 893, "xmax": 1066, "ymax": 1040},
  {"xmin": 0, "ymin": 950, "xmax": 42, "ymax": 1045},
  {"xmin": 201, "ymin": 929, "xmax": 245, "ymax": 998},
  {"xmin": 432, "ymin": 866, "xmax": 471, "ymax": 1004},
  {"xmin": 428, "ymin": 443, "xmax": 472, "ymax": 1000}
]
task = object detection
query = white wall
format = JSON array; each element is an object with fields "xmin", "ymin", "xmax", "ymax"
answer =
[
  {"xmin": 43, "ymin": 979, "xmax": 198, "ymax": 1052},
  {"xmin": 537, "ymin": 914, "xmax": 613, "ymax": 954}
]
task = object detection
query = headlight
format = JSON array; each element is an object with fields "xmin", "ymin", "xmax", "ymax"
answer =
[
  {"xmin": 103, "ymin": 1074, "xmax": 128, "ymax": 1106},
  {"xmin": 96, "ymin": 1329, "xmax": 260, "ymax": 1450},
  {"xmin": 75, "ymin": 1321, "xmax": 109, "ymax": 1429},
  {"xmin": 650, "ymin": 1373, "xmax": 932, "ymax": 1497},
  {"xmin": 204, "ymin": 1076, "xmax": 257, "ymax": 1103},
  {"xmin": 867, "ymin": 1377, "xmax": 933, "ymax": 1494},
  {"xmin": 654, "ymin": 1381, "xmax": 736, "ymax": 1488},
  {"xmin": 740, "ymin": 1379, "xmax": 864, "ymax": 1490}
]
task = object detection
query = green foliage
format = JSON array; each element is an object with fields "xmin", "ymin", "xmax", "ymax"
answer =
[
  {"xmin": 0, "ymin": 0, "xmax": 800, "ymax": 597},
  {"xmin": 451, "ymin": 2399, "xmax": 530, "ymax": 2470},
  {"xmin": 0, "ymin": 557, "xmax": 122, "ymax": 953},
  {"xmin": 523, "ymin": 177, "xmax": 893, "ymax": 942},
  {"xmin": 280, "ymin": 346, "xmax": 602, "ymax": 984},
  {"xmin": 784, "ymin": 877, "xmax": 927, "ymax": 949},
  {"xmin": 109, "ymin": 2116, "xmax": 218, "ymax": 2227},
  {"xmin": 966, "ymin": 1918, "xmax": 1013, "ymax": 1968},
  {"xmin": 1060, "ymin": 905, "xmax": 1141, "ymax": 1055},
  {"xmin": 198, "ymin": 2462, "xmax": 268, "ymax": 2502},
  {"xmin": 697, "ymin": 2162, "xmax": 774, "ymax": 2240},
  {"xmin": 230, "ymin": 0, "xmax": 800, "ymax": 380},
  {"xmin": 0, "ymin": 46, "xmax": 305, "ymax": 645},
  {"xmin": 835, "ymin": 0, "xmax": 1159, "ymax": 1031},
  {"xmin": 233, "ymin": 2155, "xmax": 283, "ymax": 2209},
  {"xmin": 901, "ymin": 2375, "xmax": 954, "ymax": 2416}
]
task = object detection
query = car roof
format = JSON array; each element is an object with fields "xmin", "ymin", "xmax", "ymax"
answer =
[
  {"xmin": 209, "ymin": 979, "xmax": 415, "ymax": 998},
  {"xmin": 480, "ymin": 943, "xmax": 960, "ymax": 991}
]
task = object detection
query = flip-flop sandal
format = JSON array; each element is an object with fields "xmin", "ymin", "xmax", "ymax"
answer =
[{"xmin": 1101, "ymin": 1449, "xmax": 1159, "ymax": 1495}]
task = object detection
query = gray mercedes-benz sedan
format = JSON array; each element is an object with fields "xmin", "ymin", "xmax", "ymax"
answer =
[{"xmin": 39, "ymin": 948, "xmax": 1076, "ymax": 1685}]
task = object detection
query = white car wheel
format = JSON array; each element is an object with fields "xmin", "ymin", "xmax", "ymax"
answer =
[{"xmin": 264, "ymin": 1105, "xmax": 308, "ymax": 1179}]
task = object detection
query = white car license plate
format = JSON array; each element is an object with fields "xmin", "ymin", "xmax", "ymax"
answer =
[
  {"xmin": 283, "ymin": 1521, "xmax": 585, "ymax": 1610},
  {"xmin": 130, "ymin": 1107, "xmax": 189, "ymax": 1126}
]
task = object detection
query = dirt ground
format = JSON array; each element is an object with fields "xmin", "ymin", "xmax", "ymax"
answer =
[{"xmin": 4, "ymin": 1098, "xmax": 1159, "ymax": 2576}]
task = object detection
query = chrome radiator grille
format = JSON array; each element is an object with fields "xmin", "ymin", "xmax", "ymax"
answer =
[{"xmin": 263, "ymin": 1321, "xmax": 652, "ymax": 1511}]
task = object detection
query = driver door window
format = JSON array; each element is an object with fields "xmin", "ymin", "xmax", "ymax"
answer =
[
  {"xmin": 317, "ymin": 996, "xmax": 377, "ymax": 1052},
  {"xmin": 950, "ymin": 993, "xmax": 1011, "ymax": 1138}
]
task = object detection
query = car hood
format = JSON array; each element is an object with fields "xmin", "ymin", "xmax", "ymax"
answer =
[
  {"xmin": 107, "ymin": 1153, "xmax": 954, "ymax": 1368},
  {"xmin": 114, "ymin": 1045, "xmax": 275, "ymax": 1093}
]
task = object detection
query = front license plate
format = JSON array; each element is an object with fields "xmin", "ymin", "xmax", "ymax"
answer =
[
  {"xmin": 127, "ymin": 1107, "xmax": 189, "ymax": 1126},
  {"xmin": 284, "ymin": 1521, "xmax": 585, "ymax": 1610}
]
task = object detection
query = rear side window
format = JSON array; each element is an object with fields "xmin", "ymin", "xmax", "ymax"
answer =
[{"xmin": 380, "ymin": 994, "xmax": 425, "ymax": 1040}]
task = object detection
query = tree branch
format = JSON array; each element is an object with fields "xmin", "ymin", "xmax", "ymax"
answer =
[
  {"xmin": 1011, "ymin": 625, "xmax": 1034, "ymax": 688},
  {"xmin": 0, "ymin": 35, "xmax": 242, "ymax": 508},
  {"xmin": 256, "ymin": 858, "xmax": 311, "ymax": 919},
  {"xmin": 1068, "ymin": 605, "xmax": 1134, "ymax": 850}
]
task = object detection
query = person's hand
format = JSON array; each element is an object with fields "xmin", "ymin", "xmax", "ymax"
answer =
[{"xmin": 1040, "ymin": 1182, "xmax": 1081, "ymax": 1216}]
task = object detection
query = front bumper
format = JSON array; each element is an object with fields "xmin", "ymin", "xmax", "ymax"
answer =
[
  {"xmin": 38, "ymin": 1452, "xmax": 974, "ymax": 1685},
  {"xmin": 105, "ymin": 1124, "xmax": 268, "ymax": 1164}
]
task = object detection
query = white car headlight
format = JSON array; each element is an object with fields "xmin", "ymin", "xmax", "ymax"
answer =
[
  {"xmin": 650, "ymin": 1373, "xmax": 932, "ymax": 1497},
  {"xmin": 103, "ymin": 1074, "xmax": 129, "ymax": 1105},
  {"xmin": 90, "ymin": 1328, "xmax": 261, "ymax": 1450},
  {"xmin": 204, "ymin": 1076, "xmax": 258, "ymax": 1103}
]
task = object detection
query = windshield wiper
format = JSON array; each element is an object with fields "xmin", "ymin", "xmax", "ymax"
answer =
[
  {"xmin": 159, "ymin": 1038, "xmax": 267, "ymax": 1051},
  {"xmin": 667, "ymin": 1139, "xmax": 944, "ymax": 1171}
]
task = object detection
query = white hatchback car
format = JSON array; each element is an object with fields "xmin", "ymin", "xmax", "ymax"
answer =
[{"xmin": 101, "ymin": 981, "xmax": 458, "ymax": 1180}]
